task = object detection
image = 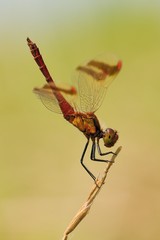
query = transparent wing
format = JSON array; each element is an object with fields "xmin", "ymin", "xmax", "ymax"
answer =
[
  {"xmin": 33, "ymin": 84, "xmax": 77, "ymax": 114},
  {"xmin": 73, "ymin": 54, "xmax": 122, "ymax": 113},
  {"xmin": 33, "ymin": 54, "xmax": 122, "ymax": 114},
  {"xmin": 33, "ymin": 85, "xmax": 62, "ymax": 113}
]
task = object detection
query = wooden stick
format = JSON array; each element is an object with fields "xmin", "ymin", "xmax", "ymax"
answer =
[{"xmin": 62, "ymin": 146, "xmax": 122, "ymax": 240}]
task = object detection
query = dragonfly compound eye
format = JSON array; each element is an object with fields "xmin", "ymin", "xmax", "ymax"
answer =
[{"xmin": 103, "ymin": 128, "xmax": 118, "ymax": 147}]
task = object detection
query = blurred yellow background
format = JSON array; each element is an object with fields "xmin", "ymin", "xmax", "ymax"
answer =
[{"xmin": 0, "ymin": 0, "xmax": 160, "ymax": 239}]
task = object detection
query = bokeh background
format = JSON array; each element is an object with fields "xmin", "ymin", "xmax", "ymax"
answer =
[{"xmin": 0, "ymin": 0, "xmax": 160, "ymax": 239}]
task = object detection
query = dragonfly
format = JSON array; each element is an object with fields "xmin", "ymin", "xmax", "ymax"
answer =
[{"xmin": 27, "ymin": 38, "xmax": 122, "ymax": 181}]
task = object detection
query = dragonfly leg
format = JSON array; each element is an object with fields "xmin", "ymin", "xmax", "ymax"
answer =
[
  {"xmin": 90, "ymin": 140, "xmax": 115, "ymax": 163},
  {"xmin": 97, "ymin": 139, "xmax": 116, "ymax": 156},
  {"xmin": 80, "ymin": 139, "xmax": 96, "ymax": 181}
]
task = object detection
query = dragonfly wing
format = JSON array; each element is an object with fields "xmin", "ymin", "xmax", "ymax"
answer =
[
  {"xmin": 33, "ymin": 85, "xmax": 62, "ymax": 113},
  {"xmin": 33, "ymin": 84, "xmax": 77, "ymax": 114},
  {"xmin": 74, "ymin": 54, "xmax": 122, "ymax": 113},
  {"xmin": 76, "ymin": 71, "xmax": 107, "ymax": 113},
  {"xmin": 33, "ymin": 54, "xmax": 122, "ymax": 114}
]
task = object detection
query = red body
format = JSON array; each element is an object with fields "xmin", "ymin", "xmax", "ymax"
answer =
[
  {"xmin": 27, "ymin": 38, "xmax": 122, "ymax": 139},
  {"xmin": 27, "ymin": 38, "xmax": 75, "ymax": 116}
]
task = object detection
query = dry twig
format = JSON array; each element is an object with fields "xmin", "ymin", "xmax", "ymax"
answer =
[{"xmin": 62, "ymin": 146, "xmax": 122, "ymax": 240}]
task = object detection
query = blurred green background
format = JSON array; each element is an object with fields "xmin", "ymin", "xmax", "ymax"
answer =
[{"xmin": 0, "ymin": 0, "xmax": 160, "ymax": 239}]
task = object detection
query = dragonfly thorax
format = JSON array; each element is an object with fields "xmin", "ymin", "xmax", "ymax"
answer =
[
  {"xmin": 102, "ymin": 128, "xmax": 118, "ymax": 147},
  {"xmin": 66, "ymin": 112, "xmax": 101, "ymax": 138}
]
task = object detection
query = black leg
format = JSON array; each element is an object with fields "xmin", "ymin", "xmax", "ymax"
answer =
[
  {"xmin": 90, "ymin": 140, "xmax": 115, "ymax": 162},
  {"xmin": 80, "ymin": 139, "xmax": 96, "ymax": 181},
  {"xmin": 97, "ymin": 139, "xmax": 116, "ymax": 156}
]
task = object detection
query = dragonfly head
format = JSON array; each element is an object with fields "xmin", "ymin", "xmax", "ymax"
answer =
[{"xmin": 102, "ymin": 128, "xmax": 118, "ymax": 147}]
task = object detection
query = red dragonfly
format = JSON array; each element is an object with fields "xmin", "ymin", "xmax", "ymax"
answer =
[{"xmin": 27, "ymin": 38, "xmax": 122, "ymax": 181}]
